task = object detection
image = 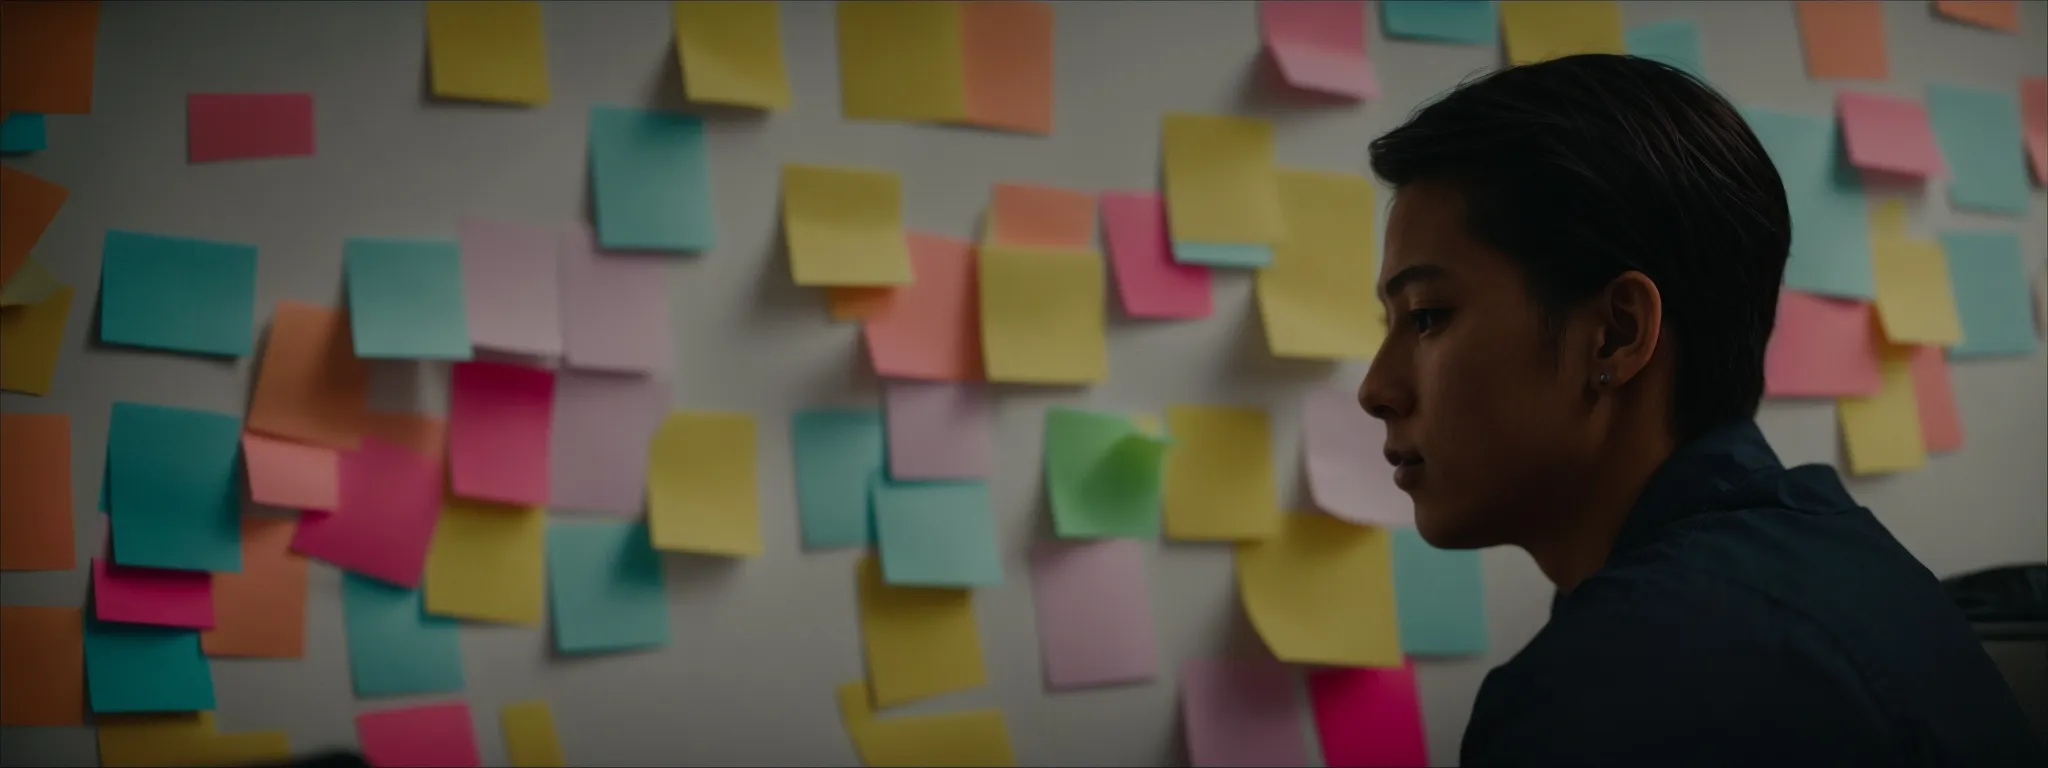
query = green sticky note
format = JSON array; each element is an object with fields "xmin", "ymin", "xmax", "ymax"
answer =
[
  {"xmin": 1173, "ymin": 241, "xmax": 1273, "ymax": 268},
  {"xmin": 1743, "ymin": 108, "xmax": 1874, "ymax": 300},
  {"xmin": 1626, "ymin": 21, "xmax": 1705, "ymax": 81},
  {"xmin": 791, "ymin": 408, "xmax": 886, "ymax": 549},
  {"xmin": 1939, "ymin": 230, "xmax": 2037, "ymax": 358},
  {"xmin": 589, "ymin": 106, "xmax": 716, "ymax": 251},
  {"xmin": 83, "ymin": 615, "xmax": 215, "ymax": 713},
  {"xmin": 98, "ymin": 230, "xmax": 257, "ymax": 356},
  {"xmin": 871, "ymin": 477, "xmax": 1003, "ymax": 588},
  {"xmin": 1392, "ymin": 527, "xmax": 1488, "ymax": 656},
  {"xmin": 107, "ymin": 402, "xmax": 242, "ymax": 573},
  {"xmin": 546, "ymin": 521, "xmax": 670, "ymax": 655},
  {"xmin": 341, "ymin": 574, "xmax": 464, "ymax": 697},
  {"xmin": 1045, "ymin": 407, "xmax": 1166, "ymax": 538},
  {"xmin": 1381, "ymin": 0, "xmax": 1497, "ymax": 45},
  {"xmin": 1925, "ymin": 84, "xmax": 2028, "ymax": 217},
  {"xmin": 344, "ymin": 238, "xmax": 472, "ymax": 359}
]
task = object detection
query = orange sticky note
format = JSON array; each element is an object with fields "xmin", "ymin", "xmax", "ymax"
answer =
[
  {"xmin": 247, "ymin": 302, "xmax": 369, "ymax": 449},
  {"xmin": 1, "ymin": 166, "xmax": 69, "ymax": 286},
  {"xmin": 359, "ymin": 411, "xmax": 448, "ymax": 461},
  {"xmin": 862, "ymin": 233, "xmax": 984, "ymax": 381},
  {"xmin": 1, "ymin": 412, "xmax": 75, "ymax": 571},
  {"xmin": 828, "ymin": 286, "xmax": 896, "ymax": 321},
  {"xmin": 961, "ymin": 0, "xmax": 1054, "ymax": 135},
  {"xmin": 0, "ymin": 605, "xmax": 85, "ymax": 725},
  {"xmin": 1905, "ymin": 346, "xmax": 1962, "ymax": 453},
  {"xmin": 1934, "ymin": 0, "xmax": 2018, "ymax": 32},
  {"xmin": 242, "ymin": 433, "xmax": 340, "ymax": 512},
  {"xmin": 0, "ymin": 1, "xmax": 100, "ymax": 115},
  {"xmin": 987, "ymin": 183, "xmax": 1094, "ymax": 251},
  {"xmin": 1794, "ymin": 2, "xmax": 1887, "ymax": 80},
  {"xmin": 202, "ymin": 516, "xmax": 309, "ymax": 658}
]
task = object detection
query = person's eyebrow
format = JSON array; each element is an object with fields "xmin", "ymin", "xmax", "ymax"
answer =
[{"xmin": 1379, "ymin": 263, "xmax": 1448, "ymax": 300}]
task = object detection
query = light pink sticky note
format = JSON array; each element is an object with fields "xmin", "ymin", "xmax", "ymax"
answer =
[
  {"xmin": 1764, "ymin": 291, "xmax": 1883, "ymax": 398},
  {"xmin": 449, "ymin": 361, "xmax": 554, "ymax": 506},
  {"xmin": 291, "ymin": 437, "xmax": 443, "ymax": 588},
  {"xmin": 1837, "ymin": 90, "xmax": 1947, "ymax": 178},
  {"xmin": 1101, "ymin": 192, "xmax": 1212, "ymax": 319},
  {"xmin": 1029, "ymin": 539, "xmax": 1159, "ymax": 689},
  {"xmin": 561, "ymin": 227, "xmax": 675, "ymax": 374},
  {"xmin": 459, "ymin": 219, "xmax": 564, "ymax": 357},
  {"xmin": 1180, "ymin": 658, "xmax": 1311, "ymax": 768},
  {"xmin": 242, "ymin": 432, "xmax": 339, "ymax": 512},
  {"xmin": 883, "ymin": 380, "xmax": 992, "ymax": 480},
  {"xmin": 1259, "ymin": 1, "xmax": 1378, "ymax": 100},
  {"xmin": 1302, "ymin": 387, "xmax": 1409, "ymax": 527},
  {"xmin": 1309, "ymin": 660, "xmax": 1429, "ymax": 768},
  {"xmin": 92, "ymin": 558, "xmax": 214, "ymax": 629},
  {"xmin": 356, "ymin": 701, "xmax": 482, "ymax": 768},
  {"xmin": 1907, "ymin": 346, "xmax": 1963, "ymax": 453},
  {"xmin": 549, "ymin": 370, "xmax": 668, "ymax": 515},
  {"xmin": 186, "ymin": 93, "xmax": 315, "ymax": 163}
]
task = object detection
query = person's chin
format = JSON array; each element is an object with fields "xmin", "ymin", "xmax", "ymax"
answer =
[{"xmin": 1413, "ymin": 501, "xmax": 1490, "ymax": 550}]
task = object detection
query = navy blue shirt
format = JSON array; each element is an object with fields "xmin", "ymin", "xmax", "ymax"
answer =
[{"xmin": 1461, "ymin": 421, "xmax": 2043, "ymax": 767}]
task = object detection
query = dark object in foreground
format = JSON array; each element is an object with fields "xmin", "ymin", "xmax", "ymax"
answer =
[{"xmin": 240, "ymin": 750, "xmax": 368, "ymax": 768}]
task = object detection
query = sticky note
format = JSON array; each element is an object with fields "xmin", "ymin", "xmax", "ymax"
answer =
[
  {"xmin": 961, "ymin": 0, "xmax": 1054, "ymax": 134},
  {"xmin": 0, "ymin": 255, "xmax": 60, "ymax": 307},
  {"xmin": 550, "ymin": 371, "xmax": 667, "ymax": 515},
  {"xmin": 341, "ymin": 574, "xmax": 464, "ymax": 698},
  {"xmin": 107, "ymin": 402, "xmax": 242, "ymax": 573},
  {"xmin": 185, "ymin": 93, "xmax": 314, "ymax": 163},
  {"xmin": 344, "ymin": 238, "xmax": 472, "ymax": 360},
  {"xmin": 1044, "ymin": 407, "xmax": 1167, "ymax": 539},
  {"xmin": 1308, "ymin": 661, "xmax": 1429, "ymax": 768},
  {"xmin": 1179, "ymin": 657, "xmax": 1311, "ymax": 768},
  {"xmin": 979, "ymin": 246, "xmax": 1107, "ymax": 384},
  {"xmin": 1838, "ymin": 347, "xmax": 1926, "ymax": 475},
  {"xmin": 501, "ymin": 700, "xmax": 565, "ymax": 768},
  {"xmin": 1625, "ymin": 20, "xmax": 1706, "ymax": 81},
  {"xmin": 2022, "ymin": 77, "xmax": 2045, "ymax": 183},
  {"xmin": 588, "ymin": 106, "xmax": 714, "ymax": 251},
  {"xmin": 1940, "ymin": 230, "xmax": 2036, "ymax": 358},
  {"xmin": 1162, "ymin": 113, "xmax": 1287, "ymax": 245},
  {"xmin": 247, "ymin": 301, "xmax": 368, "ymax": 448},
  {"xmin": 94, "ymin": 559, "xmax": 213, "ymax": 629},
  {"xmin": 1172, "ymin": 242, "xmax": 1273, "ymax": 269},
  {"xmin": 0, "ymin": 166, "xmax": 66, "ymax": 286},
  {"xmin": 792, "ymin": 408, "xmax": 887, "ymax": 549},
  {"xmin": 1795, "ymin": 1, "xmax": 1887, "ymax": 79},
  {"xmin": 356, "ymin": 701, "xmax": 483, "ymax": 768},
  {"xmin": 1379, "ymin": 0, "xmax": 1496, "ymax": 45},
  {"xmin": 1028, "ymin": 539, "xmax": 1159, "ymax": 689},
  {"xmin": 426, "ymin": 0, "xmax": 549, "ymax": 105},
  {"xmin": 1837, "ymin": 91, "xmax": 1945, "ymax": 179},
  {"xmin": 862, "ymin": 232, "xmax": 983, "ymax": 381},
  {"xmin": 885, "ymin": 381, "xmax": 993, "ymax": 481},
  {"xmin": 856, "ymin": 555, "xmax": 988, "ymax": 707},
  {"xmin": 424, "ymin": 499, "xmax": 545, "ymax": 625},
  {"xmin": 449, "ymin": 361, "xmax": 554, "ymax": 506},
  {"xmin": 673, "ymin": 0, "xmax": 791, "ymax": 110},
  {"xmin": 546, "ymin": 521, "xmax": 670, "ymax": 654},
  {"xmin": 872, "ymin": 476, "xmax": 1003, "ymax": 588},
  {"xmin": 1764, "ymin": 291, "xmax": 1883, "ymax": 398},
  {"xmin": 1100, "ymin": 192, "xmax": 1211, "ymax": 319},
  {"xmin": 1259, "ymin": 1, "xmax": 1378, "ymax": 100},
  {"xmin": 828, "ymin": 286, "xmax": 895, "ymax": 321},
  {"xmin": 837, "ymin": 681, "xmax": 1017, "ymax": 767},
  {"xmin": 241, "ymin": 433, "xmax": 338, "ymax": 511},
  {"xmin": 1, "ymin": 113, "xmax": 47, "ymax": 153},
  {"xmin": 0, "ymin": 283, "xmax": 72, "ymax": 395},
  {"xmin": 98, "ymin": 230, "xmax": 257, "ymax": 356},
  {"xmin": 1237, "ymin": 514, "xmax": 1401, "ymax": 667},
  {"xmin": 647, "ymin": 411, "xmax": 761, "ymax": 557},
  {"xmin": 1926, "ymin": 83, "xmax": 2028, "ymax": 216},
  {"xmin": 560, "ymin": 226, "xmax": 677, "ymax": 374},
  {"xmin": 0, "ymin": 606, "xmax": 84, "ymax": 725},
  {"xmin": 1907, "ymin": 346, "xmax": 1963, "ymax": 453},
  {"xmin": 1302, "ymin": 388, "xmax": 1408, "ymax": 527},
  {"xmin": 1499, "ymin": 0, "xmax": 1622, "ymax": 65},
  {"xmin": 1869, "ymin": 231, "xmax": 1963, "ymax": 346},
  {"xmin": 459, "ymin": 219, "xmax": 563, "ymax": 357},
  {"xmin": 1935, "ymin": 0, "xmax": 2019, "ymax": 31},
  {"xmin": 96, "ymin": 712, "xmax": 291, "ymax": 768},
  {"xmin": 783, "ymin": 164, "xmax": 913, "ymax": 286},
  {"xmin": 1391, "ymin": 527, "xmax": 1487, "ymax": 656},
  {"xmin": 1744, "ymin": 108, "xmax": 1874, "ymax": 299},
  {"xmin": 837, "ymin": 0, "xmax": 968, "ymax": 122},
  {"xmin": 0, "ymin": 0, "xmax": 99, "ymax": 114},
  {"xmin": 1259, "ymin": 169, "xmax": 1385, "ymax": 359},
  {"xmin": 202, "ymin": 516, "xmax": 308, "ymax": 658},
  {"xmin": 1164, "ymin": 405, "xmax": 1280, "ymax": 540},
  {"xmin": 1, "ymin": 412, "xmax": 74, "ymax": 571},
  {"xmin": 83, "ymin": 615, "xmax": 214, "ymax": 713},
  {"xmin": 360, "ymin": 412, "xmax": 449, "ymax": 461},
  {"xmin": 291, "ymin": 437, "xmax": 444, "ymax": 588},
  {"xmin": 987, "ymin": 183, "xmax": 1094, "ymax": 250}
]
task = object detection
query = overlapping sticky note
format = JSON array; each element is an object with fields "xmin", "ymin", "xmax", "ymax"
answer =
[
  {"xmin": 1, "ymin": 412, "xmax": 75, "ymax": 571},
  {"xmin": 1028, "ymin": 539, "xmax": 1159, "ymax": 689},
  {"xmin": 0, "ymin": 256, "xmax": 59, "ymax": 307},
  {"xmin": 1934, "ymin": 0, "xmax": 2017, "ymax": 32},
  {"xmin": 247, "ymin": 301, "xmax": 368, "ymax": 448},
  {"xmin": 560, "ymin": 226, "xmax": 676, "ymax": 374},
  {"xmin": 550, "ymin": 371, "xmax": 667, "ymax": 515},
  {"xmin": 203, "ymin": 516, "xmax": 308, "ymax": 658},
  {"xmin": 836, "ymin": 680, "xmax": 1018, "ymax": 768},
  {"xmin": 1744, "ymin": 108, "xmax": 1875, "ymax": 299},
  {"xmin": 99, "ymin": 230, "xmax": 257, "ymax": 356},
  {"xmin": 1237, "ymin": 514, "xmax": 1401, "ymax": 667},
  {"xmin": 1164, "ymin": 405, "xmax": 1280, "ymax": 540},
  {"xmin": 1391, "ymin": 527, "xmax": 1487, "ymax": 656},
  {"xmin": 885, "ymin": 381, "xmax": 992, "ymax": 481},
  {"xmin": 425, "ymin": 0, "xmax": 550, "ymax": 105},
  {"xmin": 1179, "ymin": 657, "xmax": 1311, "ymax": 768},
  {"xmin": 94, "ymin": 559, "xmax": 213, "ymax": 629},
  {"xmin": 1907, "ymin": 346, "xmax": 1963, "ymax": 453},
  {"xmin": 1, "ymin": 605, "xmax": 84, "ymax": 725},
  {"xmin": 1162, "ymin": 113, "xmax": 1286, "ymax": 252},
  {"xmin": 1044, "ymin": 407, "xmax": 1168, "ymax": 538},
  {"xmin": 107, "ymin": 402, "xmax": 242, "ymax": 573},
  {"xmin": 1795, "ymin": 1, "xmax": 1887, "ymax": 80},
  {"xmin": 589, "ymin": 106, "xmax": 715, "ymax": 251},
  {"xmin": 344, "ymin": 238, "xmax": 472, "ymax": 359},
  {"xmin": 425, "ymin": 499, "xmax": 545, "ymax": 625},
  {"xmin": 1763, "ymin": 291, "xmax": 1882, "ymax": 398},
  {"xmin": 1259, "ymin": 168, "xmax": 1385, "ymax": 359},
  {"xmin": 185, "ymin": 93, "xmax": 315, "ymax": 163},
  {"xmin": 0, "ymin": 283, "xmax": 73, "ymax": 395},
  {"xmin": 1381, "ymin": 0, "xmax": 1496, "ymax": 45},
  {"xmin": 1101, "ymin": 192, "xmax": 1211, "ymax": 319},
  {"xmin": 792, "ymin": 408, "xmax": 886, "ymax": 549},
  {"xmin": 837, "ymin": 1, "xmax": 969, "ymax": 122},
  {"xmin": 862, "ymin": 233, "xmax": 983, "ymax": 381},
  {"xmin": 84, "ymin": 614, "xmax": 215, "ymax": 713},
  {"xmin": 449, "ymin": 361, "xmax": 554, "ymax": 506},
  {"xmin": 1869, "ymin": 219, "xmax": 1963, "ymax": 346},
  {"xmin": 872, "ymin": 476, "xmax": 1003, "ymax": 587},
  {"xmin": 341, "ymin": 574, "xmax": 464, "ymax": 698},
  {"xmin": 648, "ymin": 411, "xmax": 762, "ymax": 556},
  {"xmin": 501, "ymin": 700, "xmax": 566, "ymax": 768},
  {"xmin": 1499, "ymin": 0, "xmax": 1622, "ymax": 65},
  {"xmin": 1, "ymin": 166, "xmax": 66, "ymax": 287},
  {"xmin": 783, "ymin": 164, "xmax": 913, "ymax": 286},
  {"xmin": 1940, "ymin": 230, "xmax": 2036, "ymax": 358},
  {"xmin": 1308, "ymin": 661, "xmax": 1429, "ymax": 768},
  {"xmin": 1302, "ymin": 388, "xmax": 1409, "ymax": 526},
  {"xmin": 1838, "ymin": 90, "xmax": 1945, "ymax": 178},
  {"xmin": 978, "ymin": 246, "xmax": 1106, "ymax": 384},
  {"xmin": 0, "ymin": 113, "xmax": 47, "ymax": 153},
  {"xmin": 459, "ymin": 219, "xmax": 562, "ymax": 357},
  {"xmin": 356, "ymin": 701, "xmax": 483, "ymax": 768},
  {"xmin": 0, "ymin": 0, "xmax": 100, "ymax": 115},
  {"xmin": 96, "ymin": 711, "xmax": 292, "ymax": 768},
  {"xmin": 1926, "ymin": 83, "xmax": 2028, "ymax": 216},
  {"xmin": 547, "ymin": 521, "xmax": 670, "ymax": 654},
  {"xmin": 856, "ymin": 555, "xmax": 988, "ymax": 707},
  {"xmin": 986, "ymin": 183, "xmax": 1094, "ymax": 250},
  {"xmin": 241, "ymin": 433, "xmax": 337, "ymax": 511},
  {"xmin": 292, "ymin": 437, "xmax": 444, "ymax": 588},
  {"xmin": 961, "ymin": 0, "xmax": 1054, "ymax": 134},
  {"xmin": 1259, "ymin": 1, "xmax": 1377, "ymax": 100},
  {"xmin": 1838, "ymin": 347, "xmax": 1927, "ymax": 475},
  {"xmin": 673, "ymin": 0, "xmax": 792, "ymax": 110},
  {"xmin": 1625, "ymin": 20, "xmax": 1705, "ymax": 81}
]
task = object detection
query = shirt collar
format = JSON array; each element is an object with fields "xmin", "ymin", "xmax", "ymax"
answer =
[{"xmin": 1608, "ymin": 419, "xmax": 1783, "ymax": 559}]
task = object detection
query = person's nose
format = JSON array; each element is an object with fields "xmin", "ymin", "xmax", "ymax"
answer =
[{"xmin": 1358, "ymin": 343, "xmax": 1411, "ymax": 421}]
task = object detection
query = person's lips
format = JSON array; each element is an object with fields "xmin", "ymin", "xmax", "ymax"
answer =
[{"xmin": 1385, "ymin": 447, "xmax": 1425, "ymax": 491}]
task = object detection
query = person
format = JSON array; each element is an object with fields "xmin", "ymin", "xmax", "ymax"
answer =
[{"xmin": 1358, "ymin": 54, "xmax": 2044, "ymax": 767}]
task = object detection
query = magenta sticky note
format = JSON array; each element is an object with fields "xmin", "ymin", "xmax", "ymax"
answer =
[
  {"xmin": 92, "ymin": 558, "xmax": 214, "ymax": 629},
  {"xmin": 1838, "ymin": 90, "xmax": 1947, "ymax": 179},
  {"xmin": 1259, "ymin": 1, "xmax": 1378, "ymax": 100},
  {"xmin": 242, "ymin": 432, "xmax": 340, "ymax": 512},
  {"xmin": 549, "ymin": 370, "xmax": 668, "ymax": 515},
  {"xmin": 1180, "ymin": 657, "xmax": 1312, "ymax": 767},
  {"xmin": 449, "ymin": 361, "xmax": 554, "ymax": 506},
  {"xmin": 1101, "ymin": 192, "xmax": 1212, "ymax": 319},
  {"xmin": 291, "ymin": 437, "xmax": 443, "ymax": 588},
  {"xmin": 355, "ymin": 701, "xmax": 482, "ymax": 768},
  {"xmin": 883, "ymin": 380, "xmax": 993, "ymax": 481},
  {"xmin": 1029, "ymin": 539, "xmax": 1159, "ymax": 689},
  {"xmin": 1308, "ymin": 661, "xmax": 1429, "ymax": 768},
  {"xmin": 561, "ymin": 227, "xmax": 676, "ymax": 375},
  {"xmin": 1302, "ymin": 388, "xmax": 1409, "ymax": 526},
  {"xmin": 459, "ymin": 219, "xmax": 564, "ymax": 358},
  {"xmin": 186, "ymin": 93, "xmax": 315, "ymax": 163},
  {"xmin": 1764, "ymin": 290, "xmax": 1884, "ymax": 398}
]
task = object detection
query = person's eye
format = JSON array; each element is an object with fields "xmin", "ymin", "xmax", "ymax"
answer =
[{"xmin": 1408, "ymin": 308, "xmax": 1451, "ymax": 335}]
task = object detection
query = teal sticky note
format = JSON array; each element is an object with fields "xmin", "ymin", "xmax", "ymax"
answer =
[
  {"xmin": 98, "ymin": 230, "xmax": 258, "ymax": 357},
  {"xmin": 83, "ymin": 615, "xmax": 215, "ymax": 713},
  {"xmin": 1925, "ymin": 84, "xmax": 2028, "ymax": 217},
  {"xmin": 1626, "ymin": 21, "xmax": 1705, "ymax": 82},
  {"xmin": 344, "ymin": 238, "xmax": 472, "ymax": 360},
  {"xmin": 1173, "ymin": 241, "xmax": 1273, "ymax": 268},
  {"xmin": 547, "ymin": 521, "xmax": 669, "ymax": 654},
  {"xmin": 589, "ymin": 106, "xmax": 715, "ymax": 251},
  {"xmin": 871, "ymin": 477, "xmax": 1004, "ymax": 588},
  {"xmin": 1381, "ymin": 0, "xmax": 1498, "ymax": 45},
  {"xmin": 1939, "ymin": 230, "xmax": 2038, "ymax": 358},
  {"xmin": 1044, "ymin": 407, "xmax": 1165, "ymax": 539},
  {"xmin": 341, "ymin": 574, "xmax": 465, "ymax": 697},
  {"xmin": 1, "ymin": 113, "xmax": 47, "ymax": 153},
  {"xmin": 1743, "ymin": 108, "xmax": 1874, "ymax": 300},
  {"xmin": 1391, "ymin": 527, "xmax": 1488, "ymax": 656},
  {"xmin": 791, "ymin": 408, "xmax": 886, "ymax": 549},
  {"xmin": 107, "ymin": 402, "xmax": 242, "ymax": 573}
]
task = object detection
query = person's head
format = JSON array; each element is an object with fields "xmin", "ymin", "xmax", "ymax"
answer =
[{"xmin": 1359, "ymin": 54, "xmax": 1790, "ymax": 550}]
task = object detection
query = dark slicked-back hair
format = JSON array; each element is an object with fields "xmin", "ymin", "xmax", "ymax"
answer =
[{"xmin": 1368, "ymin": 54, "xmax": 1792, "ymax": 442}]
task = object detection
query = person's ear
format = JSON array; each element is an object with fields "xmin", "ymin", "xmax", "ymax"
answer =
[{"xmin": 1588, "ymin": 271, "xmax": 1663, "ymax": 391}]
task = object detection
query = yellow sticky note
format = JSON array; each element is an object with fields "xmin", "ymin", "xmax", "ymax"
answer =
[
  {"xmin": 1162, "ymin": 113, "xmax": 1288, "ymax": 244},
  {"xmin": 1236, "ymin": 514, "xmax": 1403, "ymax": 667},
  {"xmin": 1164, "ymin": 405, "xmax": 1280, "ymax": 540},
  {"xmin": 501, "ymin": 700, "xmax": 566, "ymax": 768},
  {"xmin": 1871, "ymin": 236, "xmax": 1963, "ymax": 346},
  {"xmin": 98, "ymin": 712, "xmax": 292, "ymax": 768},
  {"xmin": 1258, "ymin": 169, "xmax": 1386, "ymax": 360},
  {"xmin": 0, "ymin": 283, "xmax": 71, "ymax": 395},
  {"xmin": 978, "ymin": 246, "xmax": 1107, "ymax": 384},
  {"xmin": 674, "ymin": 1, "xmax": 791, "ymax": 109},
  {"xmin": 836, "ymin": 680, "xmax": 1018, "ymax": 768},
  {"xmin": 648, "ymin": 411, "xmax": 762, "ymax": 557},
  {"xmin": 199, "ymin": 732, "xmax": 294, "ymax": 767},
  {"xmin": 425, "ymin": 1, "xmax": 551, "ymax": 105},
  {"xmin": 1500, "ymin": 1, "xmax": 1624, "ymax": 65},
  {"xmin": 423, "ymin": 498, "xmax": 545, "ymax": 625},
  {"xmin": 1129, "ymin": 413, "xmax": 1160, "ymax": 435},
  {"xmin": 0, "ymin": 257, "xmax": 60, "ymax": 307},
  {"xmin": 782, "ymin": 164, "xmax": 914, "ymax": 287},
  {"xmin": 837, "ymin": 1, "xmax": 968, "ymax": 122},
  {"xmin": 856, "ymin": 555, "xmax": 988, "ymax": 708},
  {"xmin": 1838, "ymin": 347, "xmax": 1927, "ymax": 476}
]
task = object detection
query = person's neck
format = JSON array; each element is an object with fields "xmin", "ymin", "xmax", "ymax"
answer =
[{"xmin": 1518, "ymin": 412, "xmax": 1678, "ymax": 593}]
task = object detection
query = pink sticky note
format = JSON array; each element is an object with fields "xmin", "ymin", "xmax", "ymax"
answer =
[
  {"xmin": 549, "ymin": 370, "xmax": 668, "ymax": 515},
  {"xmin": 1030, "ymin": 539, "xmax": 1159, "ymax": 689},
  {"xmin": 1838, "ymin": 90, "xmax": 1947, "ymax": 178},
  {"xmin": 186, "ymin": 93, "xmax": 315, "ymax": 163},
  {"xmin": 291, "ymin": 437, "xmax": 443, "ymax": 588},
  {"xmin": 1907, "ymin": 346, "xmax": 1963, "ymax": 453},
  {"xmin": 1101, "ymin": 192, "xmax": 1212, "ymax": 319},
  {"xmin": 356, "ymin": 701, "xmax": 482, "ymax": 768},
  {"xmin": 92, "ymin": 558, "xmax": 214, "ymax": 629},
  {"xmin": 449, "ymin": 361, "xmax": 554, "ymax": 506},
  {"xmin": 561, "ymin": 227, "xmax": 675, "ymax": 375},
  {"xmin": 1180, "ymin": 658, "xmax": 1311, "ymax": 768},
  {"xmin": 242, "ymin": 432, "xmax": 339, "ymax": 512},
  {"xmin": 459, "ymin": 219, "xmax": 564, "ymax": 358},
  {"xmin": 2021, "ymin": 77, "xmax": 2046, "ymax": 184},
  {"xmin": 1764, "ymin": 291, "xmax": 1883, "ymax": 398},
  {"xmin": 883, "ymin": 380, "xmax": 992, "ymax": 480},
  {"xmin": 1309, "ymin": 661, "xmax": 1429, "ymax": 768},
  {"xmin": 1302, "ymin": 388, "xmax": 1409, "ymax": 526},
  {"xmin": 1259, "ymin": 1, "xmax": 1378, "ymax": 100},
  {"xmin": 863, "ymin": 233, "xmax": 984, "ymax": 381}
]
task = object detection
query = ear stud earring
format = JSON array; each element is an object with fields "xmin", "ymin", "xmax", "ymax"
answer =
[{"xmin": 1597, "ymin": 372, "xmax": 1611, "ymax": 386}]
